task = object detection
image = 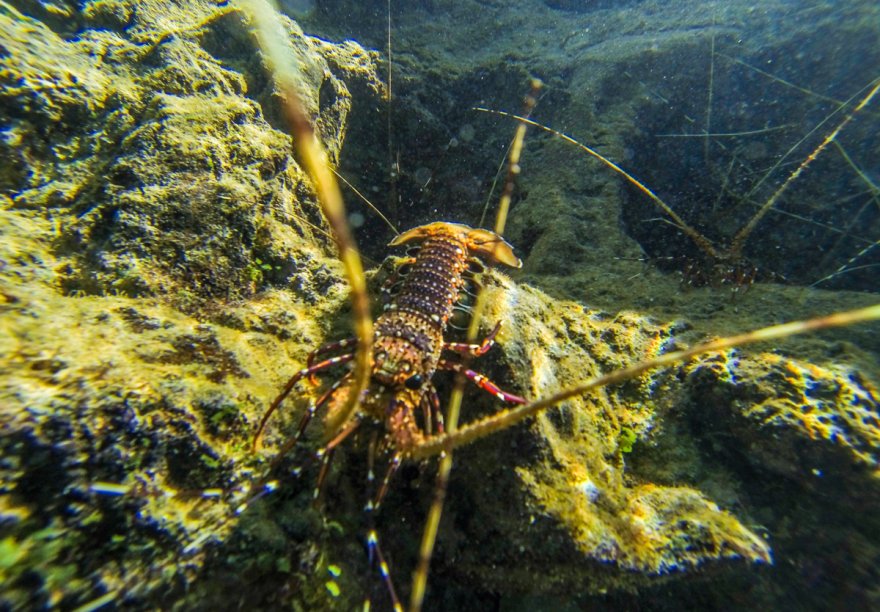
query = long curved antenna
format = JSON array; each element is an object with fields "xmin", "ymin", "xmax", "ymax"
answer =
[
  {"xmin": 240, "ymin": 0, "xmax": 372, "ymax": 441},
  {"xmin": 478, "ymin": 108, "xmax": 722, "ymax": 260},
  {"xmin": 410, "ymin": 303, "xmax": 880, "ymax": 461},
  {"xmin": 729, "ymin": 77, "xmax": 880, "ymax": 258}
]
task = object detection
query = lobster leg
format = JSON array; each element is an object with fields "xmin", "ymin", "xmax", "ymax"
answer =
[
  {"xmin": 426, "ymin": 384, "xmax": 443, "ymax": 434},
  {"xmin": 437, "ymin": 359, "xmax": 528, "ymax": 404},
  {"xmin": 372, "ymin": 453, "xmax": 401, "ymax": 513},
  {"xmin": 379, "ymin": 255, "xmax": 418, "ymax": 303},
  {"xmin": 442, "ymin": 321, "xmax": 501, "ymax": 357},
  {"xmin": 313, "ymin": 416, "xmax": 361, "ymax": 500},
  {"xmin": 232, "ymin": 383, "xmax": 355, "ymax": 517},
  {"xmin": 313, "ymin": 448, "xmax": 336, "ymax": 502},
  {"xmin": 253, "ymin": 353, "xmax": 355, "ymax": 450},
  {"xmin": 417, "ymin": 384, "xmax": 445, "ymax": 435},
  {"xmin": 365, "ymin": 529, "xmax": 402, "ymax": 612},
  {"xmin": 260, "ymin": 371, "xmax": 354, "ymax": 471},
  {"xmin": 420, "ymin": 391, "xmax": 433, "ymax": 435},
  {"xmin": 306, "ymin": 337, "xmax": 357, "ymax": 382},
  {"xmin": 365, "ymin": 436, "xmax": 403, "ymax": 612}
]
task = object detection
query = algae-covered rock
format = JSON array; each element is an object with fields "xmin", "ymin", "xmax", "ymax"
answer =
[
  {"xmin": 417, "ymin": 275, "xmax": 879, "ymax": 607},
  {"xmin": 486, "ymin": 281, "xmax": 773, "ymax": 577},
  {"xmin": 1, "ymin": 0, "xmax": 384, "ymax": 305},
  {"xmin": 1, "ymin": 1, "xmax": 382, "ymax": 609},
  {"xmin": 685, "ymin": 350, "xmax": 880, "ymax": 481},
  {"xmin": 2, "ymin": 0, "xmax": 879, "ymax": 610},
  {"xmin": 301, "ymin": 0, "xmax": 879, "ymax": 297}
]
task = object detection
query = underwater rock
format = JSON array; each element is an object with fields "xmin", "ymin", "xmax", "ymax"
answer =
[
  {"xmin": 1, "ymin": 0, "xmax": 384, "ymax": 305},
  {"xmin": 422, "ymin": 275, "xmax": 879, "ymax": 604},
  {"xmin": 684, "ymin": 349, "xmax": 880, "ymax": 485},
  {"xmin": 300, "ymin": 0, "xmax": 880, "ymax": 297},
  {"xmin": 0, "ymin": 1, "xmax": 379, "ymax": 609},
  {"xmin": 1, "ymin": 0, "xmax": 878, "ymax": 610},
  {"xmin": 430, "ymin": 278, "xmax": 774, "ymax": 596}
]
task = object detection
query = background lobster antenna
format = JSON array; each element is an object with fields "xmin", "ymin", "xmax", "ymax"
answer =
[
  {"xmin": 477, "ymin": 107, "xmax": 723, "ymax": 261},
  {"xmin": 729, "ymin": 76, "xmax": 880, "ymax": 259}
]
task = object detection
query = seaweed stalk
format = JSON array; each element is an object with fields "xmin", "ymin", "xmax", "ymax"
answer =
[
  {"xmin": 409, "ymin": 80, "xmax": 541, "ymax": 612},
  {"xmin": 239, "ymin": 0, "xmax": 372, "ymax": 442}
]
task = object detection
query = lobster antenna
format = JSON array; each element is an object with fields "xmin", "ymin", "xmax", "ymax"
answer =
[
  {"xmin": 240, "ymin": 0, "xmax": 372, "ymax": 440},
  {"xmin": 409, "ymin": 79, "xmax": 541, "ymax": 612},
  {"xmin": 332, "ymin": 167, "xmax": 400, "ymax": 235},
  {"xmin": 410, "ymin": 303, "xmax": 880, "ymax": 460},
  {"xmin": 729, "ymin": 76, "xmax": 880, "ymax": 259},
  {"xmin": 477, "ymin": 107, "xmax": 723, "ymax": 260}
]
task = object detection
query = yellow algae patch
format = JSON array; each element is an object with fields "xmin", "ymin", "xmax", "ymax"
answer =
[
  {"xmin": 689, "ymin": 350, "xmax": 880, "ymax": 473},
  {"xmin": 0, "ymin": 204, "xmax": 345, "ymax": 606},
  {"xmin": 481, "ymin": 275, "xmax": 771, "ymax": 574},
  {"xmin": 621, "ymin": 485, "xmax": 771, "ymax": 572}
]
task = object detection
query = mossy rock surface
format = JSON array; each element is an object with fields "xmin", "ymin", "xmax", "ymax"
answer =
[{"xmin": 1, "ymin": 0, "xmax": 879, "ymax": 611}]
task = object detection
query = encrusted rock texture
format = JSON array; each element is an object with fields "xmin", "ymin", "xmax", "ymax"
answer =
[
  {"xmin": 1, "ymin": 0, "xmax": 878, "ymax": 611},
  {"xmin": 1, "ymin": 1, "xmax": 381, "ymax": 609}
]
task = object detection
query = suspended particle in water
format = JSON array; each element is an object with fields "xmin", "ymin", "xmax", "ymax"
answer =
[
  {"xmin": 414, "ymin": 166, "xmax": 432, "ymax": 187},
  {"xmin": 349, "ymin": 211, "xmax": 365, "ymax": 228}
]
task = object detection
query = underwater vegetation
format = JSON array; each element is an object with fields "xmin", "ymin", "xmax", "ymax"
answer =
[{"xmin": 0, "ymin": 0, "xmax": 878, "ymax": 610}]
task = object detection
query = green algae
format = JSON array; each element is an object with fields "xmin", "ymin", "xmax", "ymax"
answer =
[{"xmin": 618, "ymin": 426, "xmax": 637, "ymax": 453}]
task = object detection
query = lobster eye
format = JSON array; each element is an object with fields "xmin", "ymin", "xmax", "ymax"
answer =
[{"xmin": 404, "ymin": 373, "xmax": 423, "ymax": 390}]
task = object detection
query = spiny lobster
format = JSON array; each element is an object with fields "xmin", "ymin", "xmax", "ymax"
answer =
[{"xmin": 254, "ymin": 221, "xmax": 526, "ymax": 454}]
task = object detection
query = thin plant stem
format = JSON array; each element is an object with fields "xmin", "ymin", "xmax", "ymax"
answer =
[
  {"xmin": 409, "ymin": 80, "xmax": 541, "ymax": 612},
  {"xmin": 704, "ymin": 27, "xmax": 715, "ymax": 164}
]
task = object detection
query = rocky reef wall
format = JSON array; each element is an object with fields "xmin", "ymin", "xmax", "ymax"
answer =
[{"xmin": 1, "ymin": 1, "xmax": 878, "ymax": 610}]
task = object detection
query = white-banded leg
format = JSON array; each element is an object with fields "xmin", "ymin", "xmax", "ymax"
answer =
[
  {"xmin": 437, "ymin": 359, "xmax": 527, "ymax": 404},
  {"xmin": 254, "ymin": 353, "xmax": 355, "ymax": 450},
  {"xmin": 306, "ymin": 337, "xmax": 357, "ymax": 382},
  {"xmin": 442, "ymin": 321, "xmax": 502, "ymax": 357},
  {"xmin": 419, "ymin": 390, "xmax": 433, "ymax": 434},
  {"xmin": 364, "ymin": 434, "xmax": 403, "ymax": 612},
  {"xmin": 427, "ymin": 384, "xmax": 443, "ymax": 434},
  {"xmin": 313, "ymin": 416, "xmax": 361, "ymax": 501}
]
